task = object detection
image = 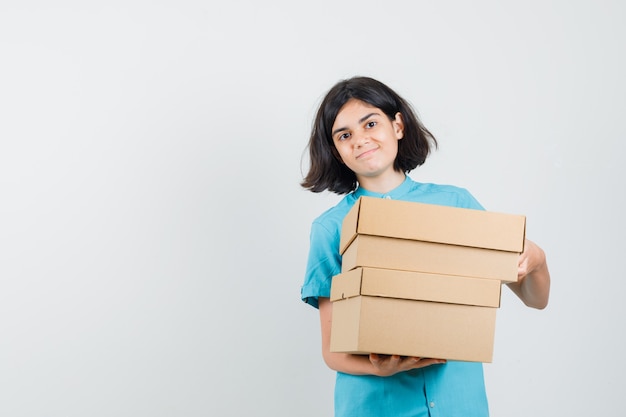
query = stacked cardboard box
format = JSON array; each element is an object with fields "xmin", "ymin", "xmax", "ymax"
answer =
[{"xmin": 330, "ymin": 196, "xmax": 526, "ymax": 363}]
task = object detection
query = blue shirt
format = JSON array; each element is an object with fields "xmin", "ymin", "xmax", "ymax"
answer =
[{"xmin": 301, "ymin": 176, "xmax": 490, "ymax": 417}]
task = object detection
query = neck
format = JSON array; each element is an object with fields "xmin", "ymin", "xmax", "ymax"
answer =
[{"xmin": 357, "ymin": 171, "xmax": 406, "ymax": 194}]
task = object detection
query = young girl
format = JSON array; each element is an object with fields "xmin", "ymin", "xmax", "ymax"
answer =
[{"xmin": 300, "ymin": 76, "xmax": 550, "ymax": 417}]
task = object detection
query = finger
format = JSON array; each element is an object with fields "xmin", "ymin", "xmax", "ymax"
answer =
[
  {"xmin": 388, "ymin": 355, "xmax": 401, "ymax": 366},
  {"xmin": 419, "ymin": 358, "xmax": 447, "ymax": 366},
  {"xmin": 401, "ymin": 356, "xmax": 422, "ymax": 368},
  {"xmin": 369, "ymin": 353, "xmax": 391, "ymax": 365},
  {"xmin": 406, "ymin": 357, "xmax": 446, "ymax": 369}
]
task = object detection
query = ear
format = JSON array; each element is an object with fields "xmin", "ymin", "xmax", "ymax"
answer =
[{"xmin": 393, "ymin": 112, "xmax": 405, "ymax": 140}]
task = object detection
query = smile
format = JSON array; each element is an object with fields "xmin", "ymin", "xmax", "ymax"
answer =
[{"xmin": 356, "ymin": 148, "xmax": 378, "ymax": 159}]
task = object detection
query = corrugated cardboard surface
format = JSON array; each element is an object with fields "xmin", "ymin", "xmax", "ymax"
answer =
[
  {"xmin": 341, "ymin": 234, "xmax": 519, "ymax": 282},
  {"xmin": 339, "ymin": 196, "xmax": 526, "ymax": 254},
  {"xmin": 330, "ymin": 295, "xmax": 496, "ymax": 363},
  {"xmin": 330, "ymin": 267, "xmax": 501, "ymax": 308}
]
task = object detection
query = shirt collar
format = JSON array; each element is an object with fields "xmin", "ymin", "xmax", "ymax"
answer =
[{"xmin": 353, "ymin": 176, "xmax": 413, "ymax": 200}]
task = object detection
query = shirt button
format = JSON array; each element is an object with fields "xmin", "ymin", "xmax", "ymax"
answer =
[
  {"xmin": 429, "ymin": 402, "xmax": 435, "ymax": 408},
  {"xmin": 384, "ymin": 195, "xmax": 391, "ymax": 199}
]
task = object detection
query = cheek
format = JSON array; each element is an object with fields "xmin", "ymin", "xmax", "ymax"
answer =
[{"xmin": 391, "ymin": 138, "xmax": 400, "ymax": 152}]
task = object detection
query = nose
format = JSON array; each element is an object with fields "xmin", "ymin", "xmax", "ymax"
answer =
[{"xmin": 353, "ymin": 130, "xmax": 369, "ymax": 148}]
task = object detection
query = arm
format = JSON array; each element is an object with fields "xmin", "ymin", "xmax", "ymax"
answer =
[
  {"xmin": 318, "ymin": 297, "xmax": 446, "ymax": 377},
  {"xmin": 506, "ymin": 239, "xmax": 551, "ymax": 309}
]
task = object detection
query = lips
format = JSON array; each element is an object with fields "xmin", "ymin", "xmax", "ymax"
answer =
[{"xmin": 356, "ymin": 147, "xmax": 378, "ymax": 159}]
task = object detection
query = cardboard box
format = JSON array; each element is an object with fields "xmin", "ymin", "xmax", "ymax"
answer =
[
  {"xmin": 329, "ymin": 267, "xmax": 500, "ymax": 362},
  {"xmin": 331, "ymin": 267, "xmax": 502, "ymax": 308},
  {"xmin": 331, "ymin": 197, "xmax": 525, "ymax": 362},
  {"xmin": 341, "ymin": 234, "xmax": 520, "ymax": 282},
  {"xmin": 330, "ymin": 296, "xmax": 496, "ymax": 363},
  {"xmin": 340, "ymin": 196, "xmax": 526, "ymax": 255}
]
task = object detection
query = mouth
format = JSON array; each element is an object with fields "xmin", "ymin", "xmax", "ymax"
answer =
[{"xmin": 356, "ymin": 147, "xmax": 378, "ymax": 159}]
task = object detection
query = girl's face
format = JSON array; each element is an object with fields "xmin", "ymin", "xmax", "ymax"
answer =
[{"xmin": 331, "ymin": 99, "xmax": 404, "ymax": 188}]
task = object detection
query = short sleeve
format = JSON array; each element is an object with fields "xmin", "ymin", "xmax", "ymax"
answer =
[
  {"xmin": 457, "ymin": 188, "xmax": 485, "ymax": 210},
  {"xmin": 300, "ymin": 220, "xmax": 342, "ymax": 309}
]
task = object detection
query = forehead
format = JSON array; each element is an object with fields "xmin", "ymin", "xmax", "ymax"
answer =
[{"xmin": 332, "ymin": 99, "xmax": 381, "ymax": 128}]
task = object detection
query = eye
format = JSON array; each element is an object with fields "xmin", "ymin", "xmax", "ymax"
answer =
[
  {"xmin": 365, "ymin": 120, "xmax": 377, "ymax": 128},
  {"xmin": 337, "ymin": 132, "xmax": 351, "ymax": 142}
]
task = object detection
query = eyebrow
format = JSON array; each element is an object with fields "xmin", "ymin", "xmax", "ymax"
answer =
[{"xmin": 331, "ymin": 112, "xmax": 380, "ymax": 138}]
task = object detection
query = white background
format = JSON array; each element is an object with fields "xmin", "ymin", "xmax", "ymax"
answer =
[{"xmin": 1, "ymin": 1, "xmax": 624, "ymax": 416}]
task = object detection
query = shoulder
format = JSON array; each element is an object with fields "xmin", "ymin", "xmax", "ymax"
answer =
[
  {"xmin": 405, "ymin": 179, "xmax": 484, "ymax": 210},
  {"xmin": 311, "ymin": 193, "xmax": 359, "ymax": 233}
]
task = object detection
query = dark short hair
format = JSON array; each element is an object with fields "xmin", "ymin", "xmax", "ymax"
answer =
[{"xmin": 301, "ymin": 76, "xmax": 437, "ymax": 194}]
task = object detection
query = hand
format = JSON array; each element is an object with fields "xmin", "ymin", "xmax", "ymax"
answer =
[
  {"xmin": 508, "ymin": 238, "xmax": 550, "ymax": 309},
  {"xmin": 369, "ymin": 353, "xmax": 446, "ymax": 377},
  {"xmin": 517, "ymin": 239, "xmax": 546, "ymax": 280}
]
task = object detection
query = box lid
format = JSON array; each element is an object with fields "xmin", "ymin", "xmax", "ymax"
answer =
[
  {"xmin": 330, "ymin": 267, "xmax": 502, "ymax": 307},
  {"xmin": 339, "ymin": 196, "xmax": 526, "ymax": 254}
]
